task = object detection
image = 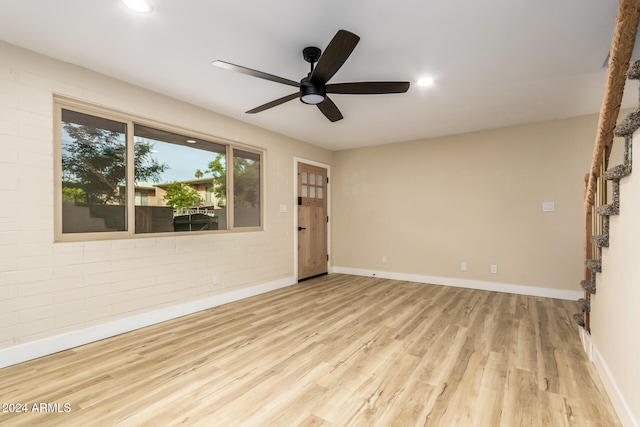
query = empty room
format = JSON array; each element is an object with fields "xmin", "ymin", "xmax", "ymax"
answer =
[{"xmin": 1, "ymin": 0, "xmax": 639, "ymax": 426}]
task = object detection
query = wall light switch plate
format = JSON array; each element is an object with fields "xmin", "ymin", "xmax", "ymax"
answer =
[
  {"xmin": 542, "ymin": 202, "xmax": 555, "ymax": 212},
  {"xmin": 280, "ymin": 204, "xmax": 287, "ymax": 213}
]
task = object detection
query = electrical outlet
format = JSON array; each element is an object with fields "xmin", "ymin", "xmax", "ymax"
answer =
[
  {"xmin": 460, "ymin": 262, "xmax": 467, "ymax": 271},
  {"xmin": 212, "ymin": 274, "xmax": 220, "ymax": 285},
  {"xmin": 382, "ymin": 255, "xmax": 387, "ymax": 265},
  {"xmin": 490, "ymin": 264, "xmax": 498, "ymax": 274},
  {"xmin": 542, "ymin": 202, "xmax": 555, "ymax": 212}
]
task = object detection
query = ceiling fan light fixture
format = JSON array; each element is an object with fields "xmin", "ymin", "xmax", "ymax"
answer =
[
  {"xmin": 122, "ymin": 0, "xmax": 153, "ymax": 13},
  {"xmin": 300, "ymin": 81, "xmax": 325, "ymax": 105},
  {"xmin": 301, "ymin": 93, "xmax": 325, "ymax": 105}
]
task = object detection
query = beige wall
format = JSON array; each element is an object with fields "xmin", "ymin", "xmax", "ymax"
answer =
[
  {"xmin": 0, "ymin": 41, "xmax": 331, "ymax": 354},
  {"xmin": 332, "ymin": 115, "xmax": 597, "ymax": 291},
  {"xmin": 590, "ymin": 125, "xmax": 640, "ymax": 427}
]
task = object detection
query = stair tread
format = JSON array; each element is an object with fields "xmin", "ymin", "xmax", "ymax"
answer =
[
  {"xmin": 596, "ymin": 203, "xmax": 619, "ymax": 216},
  {"xmin": 614, "ymin": 110, "xmax": 640, "ymax": 137},
  {"xmin": 604, "ymin": 164, "xmax": 632, "ymax": 181},
  {"xmin": 586, "ymin": 259, "xmax": 602, "ymax": 272},
  {"xmin": 628, "ymin": 58, "xmax": 640, "ymax": 80},
  {"xmin": 573, "ymin": 312, "xmax": 585, "ymax": 327},
  {"xmin": 581, "ymin": 279, "xmax": 596, "ymax": 294},
  {"xmin": 577, "ymin": 298, "xmax": 591, "ymax": 312},
  {"xmin": 590, "ymin": 234, "xmax": 609, "ymax": 247}
]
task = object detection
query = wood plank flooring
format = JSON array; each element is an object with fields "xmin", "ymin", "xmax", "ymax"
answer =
[{"xmin": 0, "ymin": 274, "xmax": 621, "ymax": 426}]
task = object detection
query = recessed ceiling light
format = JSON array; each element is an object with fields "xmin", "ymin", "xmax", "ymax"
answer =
[
  {"xmin": 122, "ymin": 0, "xmax": 153, "ymax": 13},
  {"xmin": 417, "ymin": 77, "xmax": 434, "ymax": 87},
  {"xmin": 186, "ymin": 139, "xmax": 197, "ymax": 144}
]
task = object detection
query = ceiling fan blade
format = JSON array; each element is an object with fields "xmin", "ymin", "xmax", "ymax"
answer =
[
  {"xmin": 316, "ymin": 96, "xmax": 343, "ymax": 122},
  {"xmin": 327, "ymin": 81, "xmax": 410, "ymax": 94},
  {"xmin": 246, "ymin": 92, "xmax": 299, "ymax": 114},
  {"xmin": 310, "ymin": 30, "xmax": 360, "ymax": 86},
  {"xmin": 212, "ymin": 60, "xmax": 300, "ymax": 88}
]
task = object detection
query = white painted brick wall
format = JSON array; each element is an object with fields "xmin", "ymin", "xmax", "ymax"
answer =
[{"xmin": 0, "ymin": 40, "xmax": 332, "ymax": 353}]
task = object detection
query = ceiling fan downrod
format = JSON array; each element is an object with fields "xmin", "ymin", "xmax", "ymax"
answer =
[{"xmin": 303, "ymin": 46, "xmax": 322, "ymax": 73}]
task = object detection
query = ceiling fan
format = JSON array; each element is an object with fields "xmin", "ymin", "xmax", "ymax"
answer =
[{"xmin": 212, "ymin": 30, "xmax": 410, "ymax": 122}]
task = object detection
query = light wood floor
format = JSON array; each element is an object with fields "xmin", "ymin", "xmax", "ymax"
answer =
[{"xmin": 0, "ymin": 274, "xmax": 620, "ymax": 426}]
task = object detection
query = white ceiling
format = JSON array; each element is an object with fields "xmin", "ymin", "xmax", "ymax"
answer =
[{"xmin": 0, "ymin": 0, "xmax": 638, "ymax": 151}]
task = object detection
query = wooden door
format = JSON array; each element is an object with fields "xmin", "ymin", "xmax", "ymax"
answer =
[{"xmin": 297, "ymin": 162, "xmax": 328, "ymax": 280}]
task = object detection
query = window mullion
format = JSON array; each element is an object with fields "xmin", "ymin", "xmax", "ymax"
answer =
[
  {"xmin": 126, "ymin": 121, "xmax": 136, "ymax": 235},
  {"xmin": 227, "ymin": 144, "xmax": 234, "ymax": 230}
]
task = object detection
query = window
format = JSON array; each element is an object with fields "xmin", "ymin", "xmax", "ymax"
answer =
[
  {"xmin": 133, "ymin": 125, "xmax": 227, "ymax": 234},
  {"xmin": 233, "ymin": 149, "xmax": 261, "ymax": 227},
  {"xmin": 60, "ymin": 109, "xmax": 128, "ymax": 234},
  {"xmin": 55, "ymin": 101, "xmax": 263, "ymax": 240}
]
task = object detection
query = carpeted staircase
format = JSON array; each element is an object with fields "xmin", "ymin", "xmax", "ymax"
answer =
[{"xmin": 574, "ymin": 59, "xmax": 640, "ymax": 328}]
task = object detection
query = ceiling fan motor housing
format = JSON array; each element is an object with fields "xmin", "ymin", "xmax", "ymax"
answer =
[{"xmin": 300, "ymin": 76, "xmax": 326, "ymax": 104}]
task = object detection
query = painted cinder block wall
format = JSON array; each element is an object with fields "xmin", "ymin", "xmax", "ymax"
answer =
[{"xmin": 0, "ymin": 40, "xmax": 331, "ymax": 363}]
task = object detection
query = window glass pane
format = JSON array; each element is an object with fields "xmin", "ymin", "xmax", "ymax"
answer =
[
  {"xmin": 233, "ymin": 148, "xmax": 261, "ymax": 227},
  {"xmin": 317, "ymin": 175, "xmax": 323, "ymax": 186},
  {"xmin": 310, "ymin": 186, "xmax": 316, "ymax": 198},
  {"xmin": 317, "ymin": 188, "xmax": 323, "ymax": 199},
  {"xmin": 61, "ymin": 109, "xmax": 127, "ymax": 233},
  {"xmin": 301, "ymin": 172, "xmax": 308, "ymax": 184},
  {"xmin": 302, "ymin": 185, "xmax": 308, "ymax": 197},
  {"xmin": 133, "ymin": 125, "xmax": 227, "ymax": 233}
]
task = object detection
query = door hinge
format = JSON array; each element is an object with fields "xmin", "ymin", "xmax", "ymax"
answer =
[
  {"xmin": 298, "ymin": 196, "xmax": 302, "ymax": 206},
  {"xmin": 327, "ymin": 177, "xmax": 329, "ymax": 184},
  {"xmin": 327, "ymin": 215, "xmax": 329, "ymax": 223},
  {"xmin": 327, "ymin": 254, "xmax": 329, "ymax": 261}
]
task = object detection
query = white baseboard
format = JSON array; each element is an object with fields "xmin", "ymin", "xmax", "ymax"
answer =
[
  {"xmin": 579, "ymin": 328, "xmax": 638, "ymax": 427},
  {"xmin": 0, "ymin": 276, "xmax": 296, "ymax": 369},
  {"xmin": 579, "ymin": 326, "xmax": 594, "ymax": 360},
  {"xmin": 330, "ymin": 266, "xmax": 583, "ymax": 300}
]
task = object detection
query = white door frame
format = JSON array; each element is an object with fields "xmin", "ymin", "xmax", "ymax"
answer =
[{"xmin": 293, "ymin": 157, "xmax": 331, "ymax": 282}]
